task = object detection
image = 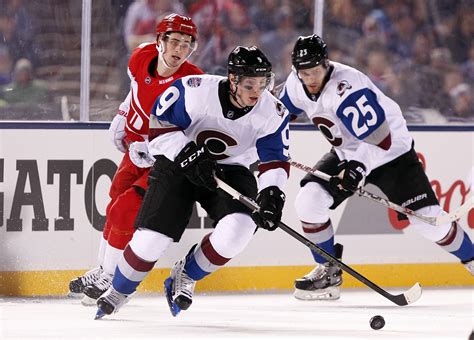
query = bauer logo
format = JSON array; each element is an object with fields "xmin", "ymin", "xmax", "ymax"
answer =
[
  {"xmin": 187, "ymin": 77, "xmax": 202, "ymax": 87},
  {"xmin": 401, "ymin": 193, "xmax": 428, "ymax": 208}
]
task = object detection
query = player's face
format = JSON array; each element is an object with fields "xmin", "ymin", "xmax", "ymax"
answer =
[
  {"xmin": 297, "ymin": 65, "xmax": 327, "ymax": 94},
  {"xmin": 162, "ymin": 32, "xmax": 194, "ymax": 68},
  {"xmin": 235, "ymin": 76, "xmax": 268, "ymax": 106}
]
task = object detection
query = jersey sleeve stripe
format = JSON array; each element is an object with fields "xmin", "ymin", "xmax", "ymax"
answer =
[
  {"xmin": 149, "ymin": 126, "xmax": 183, "ymax": 141},
  {"xmin": 258, "ymin": 161, "xmax": 290, "ymax": 177}
]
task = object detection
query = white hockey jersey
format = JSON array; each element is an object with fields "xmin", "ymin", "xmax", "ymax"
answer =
[
  {"xmin": 280, "ymin": 61, "xmax": 413, "ymax": 174},
  {"xmin": 148, "ymin": 74, "xmax": 290, "ymax": 172}
]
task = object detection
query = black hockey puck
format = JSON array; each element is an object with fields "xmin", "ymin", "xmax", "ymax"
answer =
[{"xmin": 369, "ymin": 315, "xmax": 385, "ymax": 330}]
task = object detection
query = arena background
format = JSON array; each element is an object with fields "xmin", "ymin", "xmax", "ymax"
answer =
[{"xmin": 0, "ymin": 0, "xmax": 472, "ymax": 295}]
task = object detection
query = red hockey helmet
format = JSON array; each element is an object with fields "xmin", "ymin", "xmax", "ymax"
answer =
[{"xmin": 156, "ymin": 13, "xmax": 197, "ymax": 41}]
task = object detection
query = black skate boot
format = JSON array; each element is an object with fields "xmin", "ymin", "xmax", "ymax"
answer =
[
  {"xmin": 83, "ymin": 272, "xmax": 113, "ymax": 300},
  {"xmin": 95, "ymin": 287, "xmax": 128, "ymax": 319},
  {"xmin": 164, "ymin": 247, "xmax": 197, "ymax": 316},
  {"xmin": 294, "ymin": 262, "xmax": 343, "ymax": 300},
  {"xmin": 294, "ymin": 243, "xmax": 343, "ymax": 300},
  {"xmin": 68, "ymin": 266, "xmax": 102, "ymax": 297}
]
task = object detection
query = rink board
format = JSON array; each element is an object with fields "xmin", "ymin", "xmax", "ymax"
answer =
[{"xmin": 0, "ymin": 123, "xmax": 472, "ymax": 295}]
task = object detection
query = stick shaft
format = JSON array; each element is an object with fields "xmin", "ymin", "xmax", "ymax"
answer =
[
  {"xmin": 215, "ymin": 177, "xmax": 421, "ymax": 306},
  {"xmin": 289, "ymin": 160, "xmax": 473, "ymax": 226}
]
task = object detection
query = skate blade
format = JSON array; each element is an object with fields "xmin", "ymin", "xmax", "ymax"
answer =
[
  {"xmin": 294, "ymin": 286, "xmax": 341, "ymax": 301},
  {"xmin": 164, "ymin": 277, "xmax": 181, "ymax": 317},
  {"xmin": 94, "ymin": 308, "xmax": 106, "ymax": 320}
]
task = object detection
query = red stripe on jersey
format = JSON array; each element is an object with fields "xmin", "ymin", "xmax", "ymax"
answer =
[
  {"xmin": 200, "ymin": 233, "xmax": 231, "ymax": 266},
  {"xmin": 123, "ymin": 245, "xmax": 156, "ymax": 272},
  {"xmin": 436, "ymin": 222, "xmax": 458, "ymax": 246},
  {"xmin": 149, "ymin": 127, "xmax": 183, "ymax": 140},
  {"xmin": 258, "ymin": 161, "xmax": 290, "ymax": 177},
  {"xmin": 377, "ymin": 133, "xmax": 392, "ymax": 150},
  {"xmin": 302, "ymin": 220, "xmax": 331, "ymax": 233}
]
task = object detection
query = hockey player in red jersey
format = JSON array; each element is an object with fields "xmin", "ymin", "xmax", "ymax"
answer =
[{"xmin": 68, "ymin": 13, "xmax": 204, "ymax": 302}]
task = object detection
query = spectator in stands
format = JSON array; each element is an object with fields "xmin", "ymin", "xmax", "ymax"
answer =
[
  {"xmin": 446, "ymin": 83, "xmax": 474, "ymax": 122},
  {"xmin": 0, "ymin": 46, "xmax": 13, "ymax": 86},
  {"xmin": 324, "ymin": 0, "xmax": 366, "ymax": 59},
  {"xmin": 3, "ymin": 0, "xmax": 37, "ymax": 64},
  {"xmin": 449, "ymin": 4, "xmax": 474, "ymax": 63},
  {"xmin": 387, "ymin": 11, "xmax": 417, "ymax": 60},
  {"xmin": 1, "ymin": 58, "xmax": 50, "ymax": 105},
  {"xmin": 0, "ymin": 4, "xmax": 36, "ymax": 66},
  {"xmin": 248, "ymin": 0, "xmax": 280, "ymax": 32},
  {"xmin": 260, "ymin": 5, "xmax": 301, "ymax": 83},
  {"xmin": 462, "ymin": 43, "xmax": 474, "ymax": 85},
  {"xmin": 365, "ymin": 49, "xmax": 391, "ymax": 93},
  {"xmin": 123, "ymin": 0, "xmax": 185, "ymax": 52}
]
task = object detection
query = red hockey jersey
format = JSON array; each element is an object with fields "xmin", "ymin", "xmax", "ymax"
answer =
[{"xmin": 119, "ymin": 42, "xmax": 203, "ymax": 143}]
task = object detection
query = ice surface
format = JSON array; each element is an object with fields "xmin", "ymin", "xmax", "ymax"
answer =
[{"xmin": 0, "ymin": 288, "xmax": 472, "ymax": 339}]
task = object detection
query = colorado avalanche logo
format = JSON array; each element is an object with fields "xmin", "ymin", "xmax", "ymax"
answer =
[
  {"xmin": 275, "ymin": 102, "xmax": 286, "ymax": 117},
  {"xmin": 145, "ymin": 76, "xmax": 151, "ymax": 85},
  {"xmin": 336, "ymin": 80, "xmax": 352, "ymax": 96},
  {"xmin": 187, "ymin": 77, "xmax": 202, "ymax": 87}
]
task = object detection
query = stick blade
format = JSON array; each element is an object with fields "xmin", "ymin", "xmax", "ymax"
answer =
[
  {"xmin": 393, "ymin": 282, "xmax": 422, "ymax": 306},
  {"xmin": 436, "ymin": 196, "xmax": 474, "ymax": 225}
]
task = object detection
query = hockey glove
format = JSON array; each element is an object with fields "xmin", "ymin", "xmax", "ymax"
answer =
[
  {"xmin": 329, "ymin": 160, "xmax": 366, "ymax": 193},
  {"xmin": 128, "ymin": 141, "xmax": 155, "ymax": 168},
  {"xmin": 252, "ymin": 186, "xmax": 286, "ymax": 231},
  {"xmin": 108, "ymin": 113, "xmax": 127, "ymax": 153},
  {"xmin": 175, "ymin": 142, "xmax": 218, "ymax": 191}
]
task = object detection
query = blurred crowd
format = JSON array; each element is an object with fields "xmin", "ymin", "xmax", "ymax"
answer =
[{"xmin": 0, "ymin": 0, "xmax": 472, "ymax": 123}]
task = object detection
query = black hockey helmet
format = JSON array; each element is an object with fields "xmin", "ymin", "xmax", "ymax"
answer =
[
  {"xmin": 228, "ymin": 46, "xmax": 272, "ymax": 78},
  {"xmin": 292, "ymin": 34, "xmax": 328, "ymax": 70}
]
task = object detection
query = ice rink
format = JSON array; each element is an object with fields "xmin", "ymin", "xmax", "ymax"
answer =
[{"xmin": 0, "ymin": 287, "xmax": 472, "ymax": 339}]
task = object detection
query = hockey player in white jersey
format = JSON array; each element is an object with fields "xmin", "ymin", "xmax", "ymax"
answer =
[
  {"xmin": 279, "ymin": 34, "xmax": 473, "ymax": 301},
  {"xmin": 95, "ymin": 46, "xmax": 290, "ymax": 318}
]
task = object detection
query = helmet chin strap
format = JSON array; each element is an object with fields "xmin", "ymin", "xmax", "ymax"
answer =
[
  {"xmin": 229, "ymin": 81, "xmax": 249, "ymax": 109},
  {"xmin": 156, "ymin": 42, "xmax": 180, "ymax": 71}
]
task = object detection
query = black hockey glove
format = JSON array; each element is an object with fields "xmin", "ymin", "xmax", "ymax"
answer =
[
  {"xmin": 175, "ymin": 142, "xmax": 217, "ymax": 191},
  {"xmin": 329, "ymin": 160, "xmax": 366, "ymax": 193},
  {"xmin": 252, "ymin": 186, "xmax": 286, "ymax": 231}
]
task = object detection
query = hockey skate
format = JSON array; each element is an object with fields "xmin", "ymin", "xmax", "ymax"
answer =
[
  {"xmin": 95, "ymin": 287, "xmax": 128, "ymax": 319},
  {"xmin": 164, "ymin": 256, "xmax": 196, "ymax": 317},
  {"xmin": 294, "ymin": 262, "xmax": 343, "ymax": 300},
  {"xmin": 68, "ymin": 266, "xmax": 103, "ymax": 297},
  {"xmin": 83, "ymin": 272, "xmax": 113, "ymax": 300}
]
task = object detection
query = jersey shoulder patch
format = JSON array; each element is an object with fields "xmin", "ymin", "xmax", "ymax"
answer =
[{"xmin": 186, "ymin": 77, "xmax": 202, "ymax": 88}]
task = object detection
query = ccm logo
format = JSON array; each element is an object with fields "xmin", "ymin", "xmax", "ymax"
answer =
[{"xmin": 180, "ymin": 147, "xmax": 205, "ymax": 168}]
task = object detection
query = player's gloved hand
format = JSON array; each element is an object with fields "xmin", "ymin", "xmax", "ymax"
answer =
[
  {"xmin": 129, "ymin": 141, "xmax": 155, "ymax": 168},
  {"xmin": 329, "ymin": 160, "xmax": 366, "ymax": 193},
  {"xmin": 108, "ymin": 112, "xmax": 127, "ymax": 153},
  {"xmin": 175, "ymin": 142, "xmax": 217, "ymax": 191},
  {"xmin": 252, "ymin": 186, "xmax": 286, "ymax": 231}
]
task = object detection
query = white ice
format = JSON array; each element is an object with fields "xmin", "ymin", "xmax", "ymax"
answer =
[{"xmin": 0, "ymin": 288, "xmax": 472, "ymax": 339}]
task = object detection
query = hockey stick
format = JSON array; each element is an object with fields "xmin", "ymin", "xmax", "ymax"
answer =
[
  {"xmin": 290, "ymin": 160, "xmax": 474, "ymax": 226},
  {"xmin": 215, "ymin": 177, "xmax": 422, "ymax": 306}
]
